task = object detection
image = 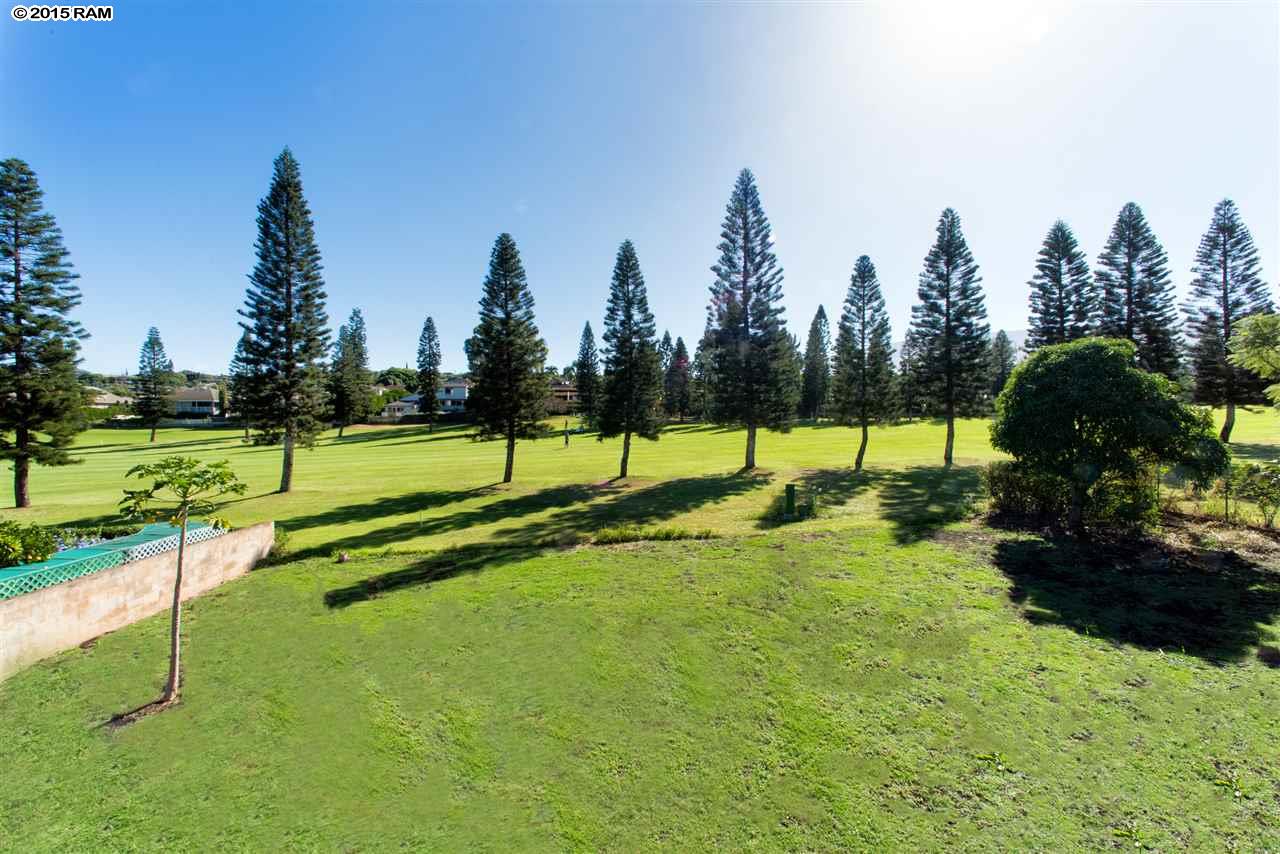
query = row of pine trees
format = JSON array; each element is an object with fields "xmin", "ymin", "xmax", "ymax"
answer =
[{"xmin": 0, "ymin": 151, "xmax": 1271, "ymax": 503}]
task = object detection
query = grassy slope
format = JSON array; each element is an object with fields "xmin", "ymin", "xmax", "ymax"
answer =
[{"xmin": 1, "ymin": 411, "xmax": 1278, "ymax": 850}]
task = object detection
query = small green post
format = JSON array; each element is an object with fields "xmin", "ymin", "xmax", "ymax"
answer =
[{"xmin": 785, "ymin": 483, "xmax": 796, "ymax": 517}]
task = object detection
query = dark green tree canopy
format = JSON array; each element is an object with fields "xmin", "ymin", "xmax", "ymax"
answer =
[
  {"xmin": 832, "ymin": 256, "xmax": 895, "ymax": 424},
  {"xmin": 329, "ymin": 308, "xmax": 372, "ymax": 434},
  {"xmin": 1027, "ymin": 219, "xmax": 1095, "ymax": 349},
  {"xmin": 991, "ymin": 338, "xmax": 1227, "ymax": 526},
  {"xmin": 664, "ymin": 335, "xmax": 692, "ymax": 420},
  {"xmin": 0, "ymin": 158, "xmax": 86, "ymax": 507},
  {"xmin": 376, "ymin": 366, "xmax": 417, "ymax": 392},
  {"xmin": 468, "ymin": 233, "xmax": 549, "ymax": 481},
  {"xmin": 1095, "ymin": 202, "xmax": 1180, "ymax": 377},
  {"xmin": 832, "ymin": 255, "xmax": 896, "ymax": 469},
  {"xmin": 598, "ymin": 240, "xmax": 663, "ymax": 452},
  {"xmin": 228, "ymin": 330, "xmax": 255, "ymax": 423},
  {"xmin": 237, "ymin": 148, "xmax": 330, "ymax": 492},
  {"xmin": 910, "ymin": 208, "xmax": 989, "ymax": 463},
  {"xmin": 1183, "ymin": 199, "xmax": 1272, "ymax": 418},
  {"xmin": 134, "ymin": 327, "xmax": 175, "ymax": 435},
  {"xmin": 705, "ymin": 168, "xmax": 799, "ymax": 466},
  {"xmin": 989, "ymin": 329, "xmax": 1017, "ymax": 399},
  {"xmin": 799, "ymin": 305, "xmax": 832, "ymax": 419},
  {"xmin": 574, "ymin": 321, "xmax": 600, "ymax": 427},
  {"xmin": 658, "ymin": 329, "xmax": 674, "ymax": 377},
  {"xmin": 416, "ymin": 315, "xmax": 442, "ymax": 423}
]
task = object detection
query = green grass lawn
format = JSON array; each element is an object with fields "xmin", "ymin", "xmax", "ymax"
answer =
[{"xmin": 1, "ymin": 411, "xmax": 1278, "ymax": 850}]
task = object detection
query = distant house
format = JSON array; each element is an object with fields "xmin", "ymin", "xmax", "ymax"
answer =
[
  {"xmin": 171, "ymin": 386, "xmax": 220, "ymax": 417},
  {"xmin": 546, "ymin": 381, "xmax": 577, "ymax": 414},
  {"xmin": 382, "ymin": 394, "xmax": 422, "ymax": 418},
  {"xmin": 436, "ymin": 380, "xmax": 469, "ymax": 413},
  {"xmin": 84, "ymin": 387, "xmax": 134, "ymax": 409},
  {"xmin": 380, "ymin": 380, "xmax": 470, "ymax": 418}
]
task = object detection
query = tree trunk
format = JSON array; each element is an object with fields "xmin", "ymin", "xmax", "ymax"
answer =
[
  {"xmin": 279, "ymin": 431, "xmax": 295, "ymax": 493},
  {"xmin": 943, "ymin": 409, "xmax": 955, "ymax": 467},
  {"xmin": 337, "ymin": 423, "xmax": 345, "ymax": 439},
  {"xmin": 242, "ymin": 421, "xmax": 250, "ymax": 441},
  {"xmin": 161, "ymin": 517, "xmax": 187, "ymax": 705},
  {"xmin": 1220, "ymin": 401, "xmax": 1235, "ymax": 443},
  {"xmin": 1068, "ymin": 482, "xmax": 1086, "ymax": 534},
  {"xmin": 855, "ymin": 421, "xmax": 869, "ymax": 472},
  {"xmin": 149, "ymin": 425, "xmax": 157, "ymax": 443},
  {"xmin": 13, "ymin": 450, "xmax": 29, "ymax": 509},
  {"xmin": 744, "ymin": 423, "xmax": 757, "ymax": 470},
  {"xmin": 619, "ymin": 430, "xmax": 631, "ymax": 479},
  {"xmin": 503, "ymin": 425, "xmax": 515, "ymax": 483}
]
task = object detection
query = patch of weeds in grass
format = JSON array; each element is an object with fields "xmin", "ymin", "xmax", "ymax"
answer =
[
  {"xmin": 258, "ymin": 526, "xmax": 292, "ymax": 566},
  {"xmin": 974, "ymin": 751, "xmax": 1013, "ymax": 772},
  {"xmin": 592, "ymin": 525, "xmax": 716, "ymax": 545},
  {"xmin": 1113, "ymin": 819, "xmax": 1150, "ymax": 849}
]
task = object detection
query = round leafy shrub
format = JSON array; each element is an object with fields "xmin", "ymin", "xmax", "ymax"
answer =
[
  {"xmin": 0, "ymin": 521, "xmax": 57, "ymax": 567},
  {"xmin": 990, "ymin": 338, "xmax": 1228, "ymax": 530}
]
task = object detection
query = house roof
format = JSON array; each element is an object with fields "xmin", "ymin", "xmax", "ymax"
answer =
[{"xmin": 171, "ymin": 387, "xmax": 217, "ymax": 402}]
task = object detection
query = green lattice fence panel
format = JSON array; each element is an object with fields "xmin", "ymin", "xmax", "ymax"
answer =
[{"xmin": 0, "ymin": 522, "xmax": 226, "ymax": 601}]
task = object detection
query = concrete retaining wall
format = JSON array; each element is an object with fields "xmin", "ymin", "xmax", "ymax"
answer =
[{"xmin": 0, "ymin": 521, "xmax": 274, "ymax": 682}]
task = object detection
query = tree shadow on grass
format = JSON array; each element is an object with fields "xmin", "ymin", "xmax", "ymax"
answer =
[
  {"xmin": 993, "ymin": 534, "xmax": 1280, "ymax": 663},
  {"xmin": 320, "ymin": 423, "xmax": 474, "ymax": 447},
  {"xmin": 323, "ymin": 542, "xmax": 541, "ymax": 608},
  {"xmin": 877, "ymin": 465, "xmax": 983, "ymax": 544},
  {"xmin": 320, "ymin": 471, "xmax": 771, "ymax": 606},
  {"xmin": 70, "ymin": 436, "xmax": 243, "ymax": 457},
  {"xmin": 290, "ymin": 483, "xmax": 599, "ymax": 560},
  {"xmin": 756, "ymin": 467, "xmax": 889, "ymax": 529}
]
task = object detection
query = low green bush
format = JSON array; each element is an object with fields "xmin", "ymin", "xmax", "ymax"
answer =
[
  {"xmin": 985, "ymin": 460, "xmax": 1158, "ymax": 528},
  {"xmin": 0, "ymin": 521, "xmax": 57, "ymax": 568},
  {"xmin": 983, "ymin": 460, "xmax": 1068, "ymax": 518}
]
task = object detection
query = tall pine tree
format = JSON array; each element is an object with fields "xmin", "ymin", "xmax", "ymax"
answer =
[
  {"xmin": 134, "ymin": 327, "xmax": 174, "ymax": 442},
  {"xmin": 658, "ymin": 330, "xmax": 674, "ymax": 376},
  {"xmin": 416, "ymin": 315, "xmax": 442, "ymax": 432},
  {"xmin": 468, "ymin": 233, "xmax": 549, "ymax": 483},
  {"xmin": 989, "ymin": 329, "xmax": 1017, "ymax": 399},
  {"xmin": 1096, "ymin": 202, "xmax": 1181, "ymax": 378},
  {"xmin": 897, "ymin": 328, "xmax": 925, "ymax": 421},
  {"xmin": 573, "ymin": 321, "xmax": 600, "ymax": 429},
  {"xmin": 238, "ymin": 148, "xmax": 330, "ymax": 492},
  {"xmin": 329, "ymin": 308, "xmax": 372, "ymax": 438},
  {"xmin": 1027, "ymin": 219, "xmax": 1095, "ymax": 349},
  {"xmin": 800, "ymin": 305, "xmax": 832, "ymax": 420},
  {"xmin": 598, "ymin": 240, "xmax": 663, "ymax": 478},
  {"xmin": 832, "ymin": 256, "xmax": 895, "ymax": 470},
  {"xmin": 664, "ymin": 336, "xmax": 692, "ymax": 421},
  {"xmin": 0, "ymin": 158, "xmax": 85, "ymax": 507},
  {"xmin": 705, "ymin": 168, "xmax": 799, "ymax": 468},
  {"xmin": 690, "ymin": 325, "xmax": 714, "ymax": 420},
  {"xmin": 910, "ymin": 208, "xmax": 990, "ymax": 465},
  {"xmin": 228, "ymin": 330, "xmax": 254, "ymax": 440},
  {"xmin": 1184, "ymin": 198, "xmax": 1272, "ymax": 441}
]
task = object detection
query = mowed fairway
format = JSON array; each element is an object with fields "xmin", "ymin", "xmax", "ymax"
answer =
[{"xmin": 1, "ymin": 412, "xmax": 1278, "ymax": 850}]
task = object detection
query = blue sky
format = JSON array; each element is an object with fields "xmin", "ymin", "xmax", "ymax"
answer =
[{"xmin": 2, "ymin": 1, "xmax": 1277, "ymax": 375}]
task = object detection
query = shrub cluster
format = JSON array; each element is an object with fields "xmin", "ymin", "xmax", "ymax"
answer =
[
  {"xmin": 985, "ymin": 460, "xmax": 1158, "ymax": 528},
  {"xmin": 0, "ymin": 521, "xmax": 57, "ymax": 568}
]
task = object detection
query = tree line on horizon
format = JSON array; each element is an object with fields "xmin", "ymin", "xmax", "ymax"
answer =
[{"xmin": 0, "ymin": 152, "xmax": 1273, "ymax": 503}]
